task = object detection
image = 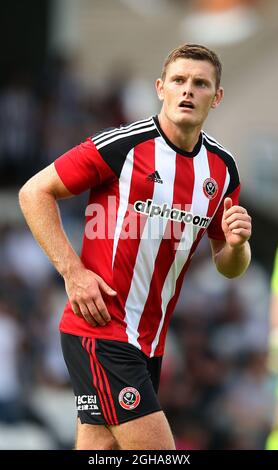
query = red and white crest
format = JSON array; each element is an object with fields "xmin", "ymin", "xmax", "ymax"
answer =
[
  {"xmin": 118, "ymin": 387, "xmax": 141, "ymax": 410},
  {"xmin": 203, "ymin": 177, "xmax": 218, "ymax": 199}
]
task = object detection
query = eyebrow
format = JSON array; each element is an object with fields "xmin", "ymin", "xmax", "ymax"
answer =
[{"xmin": 171, "ymin": 74, "xmax": 212, "ymax": 84}]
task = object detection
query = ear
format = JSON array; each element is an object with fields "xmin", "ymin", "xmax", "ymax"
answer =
[
  {"xmin": 211, "ymin": 86, "xmax": 224, "ymax": 109},
  {"xmin": 155, "ymin": 78, "xmax": 164, "ymax": 101}
]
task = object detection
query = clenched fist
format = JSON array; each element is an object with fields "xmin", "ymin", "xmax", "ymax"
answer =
[{"xmin": 222, "ymin": 197, "xmax": 252, "ymax": 248}]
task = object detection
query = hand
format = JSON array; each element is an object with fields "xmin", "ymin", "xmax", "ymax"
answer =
[
  {"xmin": 222, "ymin": 197, "xmax": 252, "ymax": 248},
  {"xmin": 64, "ymin": 268, "xmax": 117, "ymax": 326}
]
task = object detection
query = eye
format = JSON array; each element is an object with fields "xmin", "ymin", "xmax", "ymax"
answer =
[
  {"xmin": 174, "ymin": 78, "xmax": 183, "ymax": 84},
  {"xmin": 195, "ymin": 80, "xmax": 208, "ymax": 88}
]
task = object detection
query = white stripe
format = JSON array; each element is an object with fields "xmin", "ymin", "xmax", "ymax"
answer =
[
  {"xmin": 93, "ymin": 118, "xmax": 153, "ymax": 146},
  {"xmin": 94, "ymin": 121, "xmax": 154, "ymax": 147},
  {"xmin": 124, "ymin": 137, "xmax": 177, "ymax": 350},
  {"xmin": 93, "ymin": 117, "xmax": 153, "ymax": 145},
  {"xmin": 150, "ymin": 145, "xmax": 211, "ymax": 356},
  {"xmin": 112, "ymin": 148, "xmax": 134, "ymax": 268},
  {"xmin": 95, "ymin": 124, "xmax": 156, "ymax": 150}
]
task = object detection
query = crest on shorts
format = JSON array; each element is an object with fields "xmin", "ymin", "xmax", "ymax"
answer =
[
  {"xmin": 203, "ymin": 177, "xmax": 218, "ymax": 199},
  {"xmin": 118, "ymin": 387, "xmax": 141, "ymax": 410}
]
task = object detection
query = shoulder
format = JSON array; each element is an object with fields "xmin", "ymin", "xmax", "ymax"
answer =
[
  {"xmin": 91, "ymin": 117, "xmax": 158, "ymax": 152},
  {"xmin": 202, "ymin": 131, "xmax": 237, "ymax": 167},
  {"xmin": 90, "ymin": 117, "xmax": 158, "ymax": 178},
  {"xmin": 202, "ymin": 131, "xmax": 240, "ymax": 193}
]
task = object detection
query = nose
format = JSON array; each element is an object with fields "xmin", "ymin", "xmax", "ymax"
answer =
[{"xmin": 182, "ymin": 80, "xmax": 194, "ymax": 98}]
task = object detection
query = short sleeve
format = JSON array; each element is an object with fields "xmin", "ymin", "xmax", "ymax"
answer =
[
  {"xmin": 207, "ymin": 184, "xmax": 240, "ymax": 240},
  {"xmin": 54, "ymin": 138, "xmax": 116, "ymax": 195}
]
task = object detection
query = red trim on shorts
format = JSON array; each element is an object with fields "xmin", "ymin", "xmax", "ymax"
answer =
[
  {"xmin": 83, "ymin": 337, "xmax": 111, "ymax": 425},
  {"xmin": 90, "ymin": 338, "xmax": 115, "ymax": 425},
  {"xmin": 94, "ymin": 350, "xmax": 119, "ymax": 425}
]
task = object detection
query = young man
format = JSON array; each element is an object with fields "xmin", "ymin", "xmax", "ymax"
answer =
[{"xmin": 19, "ymin": 44, "xmax": 252, "ymax": 450}]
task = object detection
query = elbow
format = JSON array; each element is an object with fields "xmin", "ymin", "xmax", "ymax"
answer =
[
  {"xmin": 215, "ymin": 264, "xmax": 235, "ymax": 279},
  {"xmin": 19, "ymin": 176, "xmax": 57, "ymax": 215},
  {"xmin": 18, "ymin": 177, "xmax": 43, "ymax": 211},
  {"xmin": 19, "ymin": 181, "xmax": 29, "ymax": 206},
  {"xmin": 18, "ymin": 179, "xmax": 34, "ymax": 208},
  {"xmin": 220, "ymin": 271, "xmax": 241, "ymax": 279},
  {"xmin": 215, "ymin": 263, "xmax": 248, "ymax": 279}
]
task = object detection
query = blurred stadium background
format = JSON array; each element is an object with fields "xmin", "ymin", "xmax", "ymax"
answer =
[{"xmin": 0, "ymin": 0, "xmax": 277, "ymax": 449}]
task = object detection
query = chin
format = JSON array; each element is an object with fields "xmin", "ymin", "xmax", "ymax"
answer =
[{"xmin": 175, "ymin": 115, "xmax": 196, "ymax": 127}]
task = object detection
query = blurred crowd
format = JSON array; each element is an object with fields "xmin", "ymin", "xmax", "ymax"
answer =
[
  {"xmin": 0, "ymin": 55, "xmax": 276, "ymax": 449},
  {"xmin": 0, "ymin": 56, "xmax": 139, "ymax": 188}
]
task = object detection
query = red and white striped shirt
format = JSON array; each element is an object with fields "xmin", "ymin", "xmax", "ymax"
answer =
[{"xmin": 54, "ymin": 116, "xmax": 240, "ymax": 357}]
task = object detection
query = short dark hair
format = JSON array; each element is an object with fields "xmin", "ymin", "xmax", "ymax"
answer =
[{"xmin": 161, "ymin": 44, "xmax": 222, "ymax": 89}]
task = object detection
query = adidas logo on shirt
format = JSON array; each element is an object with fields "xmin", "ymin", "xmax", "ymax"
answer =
[{"xmin": 146, "ymin": 171, "xmax": 163, "ymax": 184}]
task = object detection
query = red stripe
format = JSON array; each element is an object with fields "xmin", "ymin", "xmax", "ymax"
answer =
[
  {"xmin": 137, "ymin": 155, "xmax": 195, "ymax": 355},
  {"xmin": 90, "ymin": 339, "xmax": 115, "ymax": 425},
  {"xmin": 54, "ymin": 140, "xmax": 116, "ymax": 195},
  {"xmin": 94, "ymin": 357, "xmax": 119, "ymax": 425},
  {"xmin": 82, "ymin": 181, "xmax": 120, "ymax": 285},
  {"xmin": 84, "ymin": 338, "xmax": 111, "ymax": 425},
  {"xmin": 61, "ymin": 180, "xmax": 124, "ymax": 341}
]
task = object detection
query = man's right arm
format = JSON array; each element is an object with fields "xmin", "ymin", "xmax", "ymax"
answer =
[{"xmin": 19, "ymin": 163, "xmax": 116, "ymax": 326}]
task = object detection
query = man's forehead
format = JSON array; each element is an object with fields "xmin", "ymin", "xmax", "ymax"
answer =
[{"xmin": 166, "ymin": 58, "xmax": 215, "ymax": 78}]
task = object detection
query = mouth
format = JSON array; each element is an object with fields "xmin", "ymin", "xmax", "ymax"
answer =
[{"xmin": 178, "ymin": 101, "xmax": 195, "ymax": 109}]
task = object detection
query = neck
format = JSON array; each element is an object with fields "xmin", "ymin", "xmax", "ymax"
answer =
[{"xmin": 158, "ymin": 113, "xmax": 202, "ymax": 152}]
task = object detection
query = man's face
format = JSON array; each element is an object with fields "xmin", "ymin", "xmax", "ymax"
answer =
[{"xmin": 156, "ymin": 58, "xmax": 223, "ymax": 129}]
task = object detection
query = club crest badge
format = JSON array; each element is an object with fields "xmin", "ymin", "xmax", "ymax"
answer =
[
  {"xmin": 203, "ymin": 178, "xmax": 218, "ymax": 199},
  {"xmin": 118, "ymin": 387, "xmax": 141, "ymax": 410}
]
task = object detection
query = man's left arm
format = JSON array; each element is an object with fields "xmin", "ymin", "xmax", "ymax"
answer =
[{"xmin": 210, "ymin": 197, "xmax": 252, "ymax": 278}]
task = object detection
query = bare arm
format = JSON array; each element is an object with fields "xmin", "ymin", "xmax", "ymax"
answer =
[
  {"xmin": 19, "ymin": 164, "xmax": 116, "ymax": 326},
  {"xmin": 210, "ymin": 197, "xmax": 252, "ymax": 278},
  {"xmin": 19, "ymin": 163, "xmax": 80, "ymax": 277},
  {"xmin": 210, "ymin": 238, "xmax": 251, "ymax": 278}
]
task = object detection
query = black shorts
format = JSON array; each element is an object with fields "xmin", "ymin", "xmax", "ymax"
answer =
[{"xmin": 61, "ymin": 333, "xmax": 162, "ymax": 426}]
